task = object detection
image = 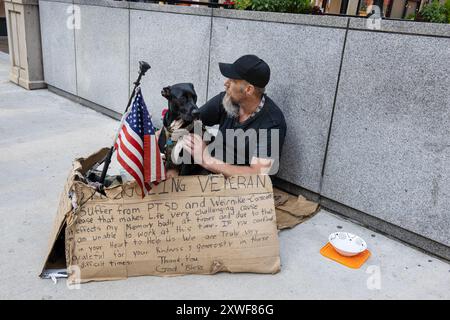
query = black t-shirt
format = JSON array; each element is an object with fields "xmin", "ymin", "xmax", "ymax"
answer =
[{"xmin": 199, "ymin": 91, "xmax": 287, "ymax": 170}]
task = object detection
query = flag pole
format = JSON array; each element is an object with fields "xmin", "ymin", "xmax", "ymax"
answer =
[{"xmin": 98, "ymin": 61, "xmax": 151, "ymax": 188}]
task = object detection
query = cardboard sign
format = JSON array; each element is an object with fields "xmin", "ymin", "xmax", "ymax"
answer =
[{"xmin": 41, "ymin": 149, "xmax": 280, "ymax": 284}]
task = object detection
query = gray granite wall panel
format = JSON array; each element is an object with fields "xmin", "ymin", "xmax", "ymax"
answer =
[
  {"xmin": 39, "ymin": 0, "xmax": 77, "ymax": 94},
  {"xmin": 321, "ymin": 30, "xmax": 450, "ymax": 246},
  {"xmin": 209, "ymin": 17, "xmax": 346, "ymax": 192},
  {"xmin": 75, "ymin": 4, "xmax": 129, "ymax": 113},
  {"xmin": 129, "ymin": 9, "xmax": 211, "ymax": 128}
]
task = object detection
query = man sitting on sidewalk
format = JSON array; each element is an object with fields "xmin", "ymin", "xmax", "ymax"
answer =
[{"xmin": 169, "ymin": 54, "xmax": 287, "ymax": 179}]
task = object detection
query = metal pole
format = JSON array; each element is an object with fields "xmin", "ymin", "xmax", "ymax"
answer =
[{"xmin": 98, "ymin": 61, "xmax": 151, "ymax": 187}]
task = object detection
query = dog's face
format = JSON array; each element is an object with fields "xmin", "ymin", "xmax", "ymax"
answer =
[{"xmin": 161, "ymin": 83, "xmax": 199, "ymax": 123}]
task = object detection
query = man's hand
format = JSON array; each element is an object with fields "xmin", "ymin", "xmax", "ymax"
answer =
[
  {"xmin": 182, "ymin": 133, "xmax": 274, "ymax": 178},
  {"xmin": 182, "ymin": 133, "xmax": 211, "ymax": 167}
]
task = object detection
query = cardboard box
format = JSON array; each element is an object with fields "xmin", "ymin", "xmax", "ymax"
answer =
[{"xmin": 41, "ymin": 148, "xmax": 281, "ymax": 284}]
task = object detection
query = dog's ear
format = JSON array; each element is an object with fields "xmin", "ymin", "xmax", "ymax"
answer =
[
  {"xmin": 179, "ymin": 83, "xmax": 197, "ymax": 103},
  {"xmin": 185, "ymin": 83, "xmax": 197, "ymax": 104},
  {"xmin": 161, "ymin": 86, "xmax": 172, "ymax": 100}
]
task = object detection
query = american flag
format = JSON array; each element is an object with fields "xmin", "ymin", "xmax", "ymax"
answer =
[{"xmin": 114, "ymin": 87, "xmax": 166, "ymax": 197}]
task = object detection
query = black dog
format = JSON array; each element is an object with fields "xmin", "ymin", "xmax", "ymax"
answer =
[
  {"xmin": 160, "ymin": 83, "xmax": 199, "ymax": 130},
  {"xmin": 158, "ymin": 83, "xmax": 207, "ymax": 176}
]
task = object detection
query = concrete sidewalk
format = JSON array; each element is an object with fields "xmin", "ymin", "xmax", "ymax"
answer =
[{"xmin": 0, "ymin": 52, "xmax": 449, "ymax": 300}]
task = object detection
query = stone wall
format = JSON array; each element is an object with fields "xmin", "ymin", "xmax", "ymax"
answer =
[{"xmin": 38, "ymin": 0, "xmax": 450, "ymax": 260}]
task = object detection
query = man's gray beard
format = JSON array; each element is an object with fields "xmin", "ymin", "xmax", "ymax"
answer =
[{"xmin": 222, "ymin": 93, "xmax": 240, "ymax": 118}]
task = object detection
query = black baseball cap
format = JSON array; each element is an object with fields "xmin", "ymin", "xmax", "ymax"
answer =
[{"xmin": 219, "ymin": 54, "xmax": 270, "ymax": 88}]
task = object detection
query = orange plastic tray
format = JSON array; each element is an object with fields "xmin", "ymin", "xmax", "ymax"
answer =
[{"xmin": 320, "ymin": 242, "xmax": 371, "ymax": 269}]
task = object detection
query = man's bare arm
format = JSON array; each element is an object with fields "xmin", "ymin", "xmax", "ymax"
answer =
[
  {"xmin": 202, "ymin": 156, "xmax": 272, "ymax": 178},
  {"xmin": 183, "ymin": 134, "xmax": 273, "ymax": 178}
]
